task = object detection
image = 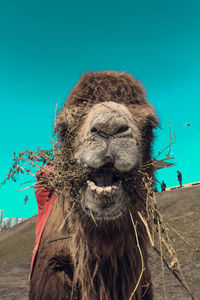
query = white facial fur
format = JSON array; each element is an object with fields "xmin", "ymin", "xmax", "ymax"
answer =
[{"xmin": 73, "ymin": 101, "xmax": 142, "ymax": 220}]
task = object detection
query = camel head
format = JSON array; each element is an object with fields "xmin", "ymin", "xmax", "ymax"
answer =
[{"xmin": 56, "ymin": 71, "xmax": 158, "ymax": 222}]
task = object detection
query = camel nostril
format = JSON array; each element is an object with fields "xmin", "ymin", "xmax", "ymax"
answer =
[
  {"xmin": 91, "ymin": 126, "xmax": 97, "ymax": 133},
  {"xmin": 116, "ymin": 126, "xmax": 129, "ymax": 134}
]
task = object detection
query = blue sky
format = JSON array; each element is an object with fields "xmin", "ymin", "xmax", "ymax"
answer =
[{"xmin": 0, "ymin": 0, "xmax": 200, "ymax": 218}]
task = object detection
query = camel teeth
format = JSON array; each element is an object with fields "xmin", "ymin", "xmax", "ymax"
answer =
[
  {"xmin": 90, "ymin": 185, "xmax": 97, "ymax": 191},
  {"xmin": 96, "ymin": 187, "xmax": 104, "ymax": 195},
  {"xmin": 87, "ymin": 180, "xmax": 96, "ymax": 189},
  {"xmin": 87, "ymin": 181, "xmax": 120, "ymax": 196},
  {"xmin": 104, "ymin": 186, "xmax": 112, "ymax": 195}
]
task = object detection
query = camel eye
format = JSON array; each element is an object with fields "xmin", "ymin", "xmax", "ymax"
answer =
[
  {"xmin": 91, "ymin": 126, "xmax": 97, "ymax": 133},
  {"xmin": 116, "ymin": 126, "xmax": 129, "ymax": 134}
]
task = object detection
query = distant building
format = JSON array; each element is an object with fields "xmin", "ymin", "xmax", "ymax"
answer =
[
  {"xmin": 0, "ymin": 213, "xmax": 26, "ymax": 231},
  {"xmin": 0, "ymin": 210, "xmax": 3, "ymax": 230}
]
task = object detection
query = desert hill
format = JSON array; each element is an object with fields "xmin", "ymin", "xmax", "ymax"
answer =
[
  {"xmin": 150, "ymin": 185, "xmax": 200, "ymax": 300},
  {"xmin": 0, "ymin": 186, "xmax": 199, "ymax": 300},
  {"xmin": 0, "ymin": 216, "xmax": 36, "ymax": 300}
]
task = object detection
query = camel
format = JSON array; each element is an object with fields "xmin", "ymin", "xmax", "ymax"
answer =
[{"xmin": 29, "ymin": 71, "xmax": 158, "ymax": 300}]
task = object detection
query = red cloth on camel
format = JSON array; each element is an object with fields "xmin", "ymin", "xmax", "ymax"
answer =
[{"xmin": 29, "ymin": 166, "xmax": 56, "ymax": 279}]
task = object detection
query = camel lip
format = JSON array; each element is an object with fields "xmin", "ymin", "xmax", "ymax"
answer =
[
  {"xmin": 82, "ymin": 200, "xmax": 127, "ymax": 221},
  {"xmin": 81, "ymin": 183, "xmax": 127, "ymax": 221}
]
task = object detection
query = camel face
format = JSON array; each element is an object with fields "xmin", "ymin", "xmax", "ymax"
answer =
[{"xmin": 74, "ymin": 101, "xmax": 142, "ymax": 220}]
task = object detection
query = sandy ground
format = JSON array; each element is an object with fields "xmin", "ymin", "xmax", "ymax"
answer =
[
  {"xmin": 0, "ymin": 263, "xmax": 30, "ymax": 300},
  {"xmin": 0, "ymin": 186, "xmax": 199, "ymax": 300},
  {"xmin": 150, "ymin": 186, "xmax": 200, "ymax": 300}
]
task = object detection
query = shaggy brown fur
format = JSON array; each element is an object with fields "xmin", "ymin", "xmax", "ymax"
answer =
[{"xmin": 29, "ymin": 71, "xmax": 158, "ymax": 300}]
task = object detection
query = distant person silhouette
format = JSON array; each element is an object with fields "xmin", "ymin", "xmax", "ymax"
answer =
[
  {"xmin": 161, "ymin": 180, "xmax": 166, "ymax": 192},
  {"xmin": 177, "ymin": 170, "xmax": 182, "ymax": 187}
]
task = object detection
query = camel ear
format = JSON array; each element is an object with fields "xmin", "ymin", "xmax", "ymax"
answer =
[
  {"xmin": 146, "ymin": 113, "xmax": 159, "ymax": 129},
  {"xmin": 56, "ymin": 109, "xmax": 69, "ymax": 141},
  {"xmin": 56, "ymin": 120, "xmax": 68, "ymax": 141},
  {"xmin": 138, "ymin": 109, "xmax": 159, "ymax": 144}
]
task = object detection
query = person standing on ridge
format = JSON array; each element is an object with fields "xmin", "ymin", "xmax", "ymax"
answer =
[
  {"xmin": 177, "ymin": 170, "xmax": 182, "ymax": 187},
  {"xmin": 161, "ymin": 180, "xmax": 166, "ymax": 192}
]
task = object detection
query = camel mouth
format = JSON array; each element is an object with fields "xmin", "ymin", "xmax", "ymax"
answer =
[{"xmin": 81, "ymin": 165, "xmax": 128, "ymax": 221}]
